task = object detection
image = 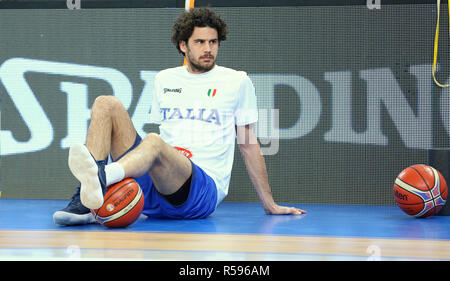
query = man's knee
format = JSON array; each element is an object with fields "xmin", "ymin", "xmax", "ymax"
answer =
[
  {"xmin": 92, "ymin": 95, "xmax": 123, "ymax": 114},
  {"xmin": 143, "ymin": 133, "xmax": 164, "ymax": 154}
]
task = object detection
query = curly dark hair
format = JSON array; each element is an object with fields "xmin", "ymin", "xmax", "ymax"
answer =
[{"xmin": 172, "ymin": 7, "xmax": 228, "ymax": 56}]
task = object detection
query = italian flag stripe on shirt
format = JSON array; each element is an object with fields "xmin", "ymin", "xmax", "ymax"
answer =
[{"xmin": 207, "ymin": 89, "xmax": 217, "ymax": 97}]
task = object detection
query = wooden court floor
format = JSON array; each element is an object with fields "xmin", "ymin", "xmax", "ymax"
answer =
[{"xmin": 1, "ymin": 199, "xmax": 449, "ymax": 261}]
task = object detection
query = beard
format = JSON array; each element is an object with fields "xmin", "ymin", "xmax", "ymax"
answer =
[{"xmin": 186, "ymin": 52, "xmax": 216, "ymax": 73}]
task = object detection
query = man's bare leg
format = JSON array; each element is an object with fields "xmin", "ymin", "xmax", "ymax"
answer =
[
  {"xmin": 85, "ymin": 95, "xmax": 137, "ymax": 161},
  {"xmin": 117, "ymin": 133, "xmax": 192, "ymax": 196}
]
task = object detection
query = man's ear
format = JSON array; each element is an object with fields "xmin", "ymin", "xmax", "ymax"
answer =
[{"xmin": 179, "ymin": 40, "xmax": 187, "ymax": 55}]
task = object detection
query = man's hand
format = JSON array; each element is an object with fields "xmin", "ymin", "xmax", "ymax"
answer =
[{"xmin": 264, "ymin": 203, "xmax": 307, "ymax": 215}]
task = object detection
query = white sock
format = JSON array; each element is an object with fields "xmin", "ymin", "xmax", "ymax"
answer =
[{"xmin": 105, "ymin": 162, "xmax": 125, "ymax": 186}]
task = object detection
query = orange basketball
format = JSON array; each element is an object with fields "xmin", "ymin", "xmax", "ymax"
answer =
[
  {"xmin": 394, "ymin": 164, "xmax": 448, "ymax": 218},
  {"xmin": 91, "ymin": 178, "xmax": 144, "ymax": 228}
]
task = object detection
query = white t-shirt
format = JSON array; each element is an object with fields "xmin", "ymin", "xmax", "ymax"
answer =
[{"xmin": 149, "ymin": 65, "xmax": 258, "ymax": 206}]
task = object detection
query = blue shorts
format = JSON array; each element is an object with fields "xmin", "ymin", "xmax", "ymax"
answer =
[{"xmin": 113, "ymin": 133, "xmax": 217, "ymax": 219}]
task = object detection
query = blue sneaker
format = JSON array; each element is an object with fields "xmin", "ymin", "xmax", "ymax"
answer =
[
  {"xmin": 53, "ymin": 186, "xmax": 97, "ymax": 225},
  {"xmin": 68, "ymin": 144, "xmax": 107, "ymax": 210}
]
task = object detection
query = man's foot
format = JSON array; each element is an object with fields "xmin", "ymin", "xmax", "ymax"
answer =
[
  {"xmin": 68, "ymin": 144, "xmax": 106, "ymax": 209},
  {"xmin": 53, "ymin": 186, "xmax": 97, "ymax": 225}
]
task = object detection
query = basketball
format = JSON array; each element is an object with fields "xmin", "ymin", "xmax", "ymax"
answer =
[
  {"xmin": 394, "ymin": 164, "xmax": 448, "ymax": 218},
  {"xmin": 91, "ymin": 178, "xmax": 144, "ymax": 228}
]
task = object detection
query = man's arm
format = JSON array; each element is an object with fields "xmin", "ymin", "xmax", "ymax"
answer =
[{"xmin": 236, "ymin": 124, "xmax": 306, "ymax": 215}]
